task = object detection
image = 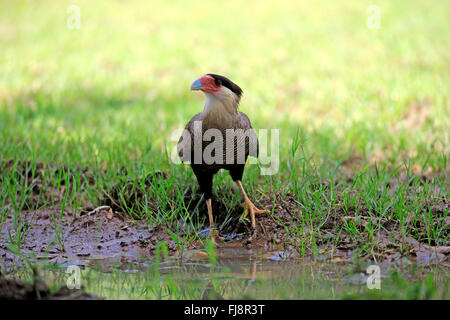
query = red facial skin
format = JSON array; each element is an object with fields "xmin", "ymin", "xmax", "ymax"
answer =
[{"xmin": 199, "ymin": 75, "xmax": 221, "ymax": 93}]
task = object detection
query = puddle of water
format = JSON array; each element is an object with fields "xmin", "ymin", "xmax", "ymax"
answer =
[{"xmin": 19, "ymin": 247, "xmax": 449, "ymax": 300}]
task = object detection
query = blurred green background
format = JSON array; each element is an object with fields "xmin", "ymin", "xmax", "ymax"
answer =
[{"xmin": 0, "ymin": 0, "xmax": 448, "ymax": 172}]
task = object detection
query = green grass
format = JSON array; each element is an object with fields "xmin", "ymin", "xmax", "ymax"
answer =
[
  {"xmin": 0, "ymin": 0, "xmax": 449, "ymax": 298},
  {"xmin": 1, "ymin": 0, "xmax": 448, "ymax": 168}
]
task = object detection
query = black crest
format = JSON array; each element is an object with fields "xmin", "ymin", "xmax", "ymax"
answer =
[{"xmin": 207, "ymin": 74, "xmax": 243, "ymax": 99}]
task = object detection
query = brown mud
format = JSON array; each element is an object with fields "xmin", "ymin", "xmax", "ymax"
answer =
[
  {"xmin": 0, "ymin": 207, "xmax": 177, "ymax": 268},
  {"xmin": 1, "ymin": 193, "xmax": 448, "ymax": 269}
]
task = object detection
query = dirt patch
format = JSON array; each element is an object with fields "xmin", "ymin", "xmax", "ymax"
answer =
[
  {"xmin": 0, "ymin": 206, "xmax": 177, "ymax": 268},
  {"xmin": 1, "ymin": 187, "xmax": 449, "ymax": 268},
  {"xmin": 391, "ymin": 98, "xmax": 432, "ymax": 133},
  {"xmin": 312, "ymin": 200, "xmax": 449, "ymax": 266},
  {"xmin": 240, "ymin": 193, "xmax": 301, "ymax": 247},
  {"xmin": 180, "ymin": 189, "xmax": 449, "ymax": 266}
]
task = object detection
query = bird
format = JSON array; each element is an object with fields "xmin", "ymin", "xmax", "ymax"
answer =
[{"xmin": 177, "ymin": 74, "xmax": 266, "ymax": 242}]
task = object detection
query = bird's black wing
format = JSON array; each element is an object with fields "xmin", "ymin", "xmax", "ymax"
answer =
[
  {"xmin": 238, "ymin": 111, "xmax": 259, "ymax": 158},
  {"xmin": 177, "ymin": 112, "xmax": 202, "ymax": 163}
]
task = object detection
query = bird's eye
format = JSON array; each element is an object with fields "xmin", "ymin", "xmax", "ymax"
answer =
[{"xmin": 215, "ymin": 79, "xmax": 222, "ymax": 86}]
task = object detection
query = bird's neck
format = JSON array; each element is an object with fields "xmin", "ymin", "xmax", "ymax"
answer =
[{"xmin": 201, "ymin": 93, "xmax": 239, "ymax": 129}]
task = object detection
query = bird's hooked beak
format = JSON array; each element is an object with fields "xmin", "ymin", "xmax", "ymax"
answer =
[{"xmin": 190, "ymin": 78, "xmax": 203, "ymax": 91}]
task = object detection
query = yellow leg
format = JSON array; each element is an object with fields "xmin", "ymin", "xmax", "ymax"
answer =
[
  {"xmin": 236, "ymin": 180, "xmax": 266, "ymax": 228},
  {"xmin": 206, "ymin": 199, "xmax": 223, "ymax": 242}
]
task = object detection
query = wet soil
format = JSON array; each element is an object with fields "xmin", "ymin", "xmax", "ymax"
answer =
[
  {"xmin": 1, "ymin": 193, "xmax": 448, "ymax": 269},
  {"xmin": 0, "ymin": 207, "xmax": 177, "ymax": 268}
]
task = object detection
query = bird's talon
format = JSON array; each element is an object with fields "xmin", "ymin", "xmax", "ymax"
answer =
[{"xmin": 244, "ymin": 201, "xmax": 266, "ymax": 215}]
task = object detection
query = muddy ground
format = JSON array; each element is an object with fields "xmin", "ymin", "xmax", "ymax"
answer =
[
  {"xmin": 0, "ymin": 160, "xmax": 449, "ymax": 270},
  {"xmin": 0, "ymin": 192, "xmax": 448, "ymax": 270}
]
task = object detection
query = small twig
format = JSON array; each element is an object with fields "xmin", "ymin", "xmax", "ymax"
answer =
[{"xmin": 87, "ymin": 206, "xmax": 110, "ymax": 216}]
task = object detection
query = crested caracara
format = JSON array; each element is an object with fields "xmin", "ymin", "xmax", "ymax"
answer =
[{"xmin": 178, "ymin": 74, "xmax": 266, "ymax": 242}]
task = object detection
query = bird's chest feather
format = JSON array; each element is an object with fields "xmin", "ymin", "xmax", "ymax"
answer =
[
  {"xmin": 198, "ymin": 98, "xmax": 244, "ymax": 149},
  {"xmin": 190, "ymin": 121, "xmax": 251, "ymax": 169},
  {"xmin": 181, "ymin": 94, "xmax": 254, "ymax": 168}
]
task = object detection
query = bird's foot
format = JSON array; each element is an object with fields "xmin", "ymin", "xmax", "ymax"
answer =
[
  {"xmin": 239, "ymin": 199, "xmax": 266, "ymax": 228},
  {"xmin": 239, "ymin": 199, "xmax": 266, "ymax": 219}
]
